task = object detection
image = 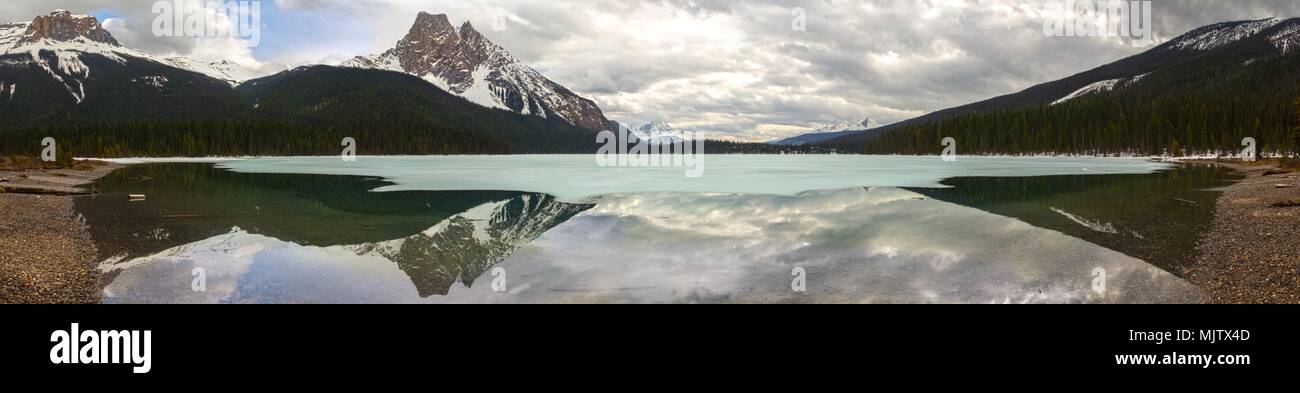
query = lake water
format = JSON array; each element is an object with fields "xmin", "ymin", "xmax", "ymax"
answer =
[{"xmin": 77, "ymin": 156, "xmax": 1237, "ymax": 303}]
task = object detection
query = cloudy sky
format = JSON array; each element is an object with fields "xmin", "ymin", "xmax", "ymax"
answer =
[{"xmin": 4, "ymin": 0, "xmax": 1300, "ymax": 141}]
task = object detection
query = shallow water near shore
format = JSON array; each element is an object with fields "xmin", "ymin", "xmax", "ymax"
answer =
[{"xmin": 74, "ymin": 157, "xmax": 1232, "ymax": 303}]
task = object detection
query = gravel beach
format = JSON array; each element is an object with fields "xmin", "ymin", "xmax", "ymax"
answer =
[
  {"xmin": 1187, "ymin": 161, "xmax": 1300, "ymax": 304},
  {"xmin": 0, "ymin": 193, "xmax": 101, "ymax": 303},
  {"xmin": 0, "ymin": 160, "xmax": 121, "ymax": 303}
]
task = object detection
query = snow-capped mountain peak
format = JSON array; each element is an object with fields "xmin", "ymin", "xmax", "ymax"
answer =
[
  {"xmin": 811, "ymin": 119, "xmax": 870, "ymax": 133},
  {"xmin": 620, "ymin": 120, "xmax": 692, "ymax": 143},
  {"xmin": 16, "ymin": 9, "xmax": 119, "ymax": 47},
  {"xmin": 635, "ymin": 121, "xmax": 676, "ymax": 134},
  {"xmin": 1, "ymin": 11, "xmax": 135, "ymax": 104},
  {"xmin": 343, "ymin": 12, "xmax": 611, "ymax": 130},
  {"xmin": 768, "ymin": 118, "xmax": 871, "ymax": 146},
  {"xmin": 160, "ymin": 57, "xmax": 268, "ymax": 85},
  {"xmin": 1, "ymin": 9, "xmax": 272, "ymax": 107}
]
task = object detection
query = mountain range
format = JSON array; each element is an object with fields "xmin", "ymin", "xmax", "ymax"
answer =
[
  {"xmin": 0, "ymin": 9, "xmax": 612, "ymax": 156},
  {"xmin": 4, "ymin": 9, "xmax": 1299, "ymax": 157}
]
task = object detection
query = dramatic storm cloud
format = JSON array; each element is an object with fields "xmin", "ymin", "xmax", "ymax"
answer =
[{"xmin": 4, "ymin": 0, "xmax": 1300, "ymax": 141}]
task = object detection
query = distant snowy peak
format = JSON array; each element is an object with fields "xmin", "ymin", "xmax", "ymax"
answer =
[
  {"xmin": 634, "ymin": 121, "xmax": 677, "ymax": 135},
  {"xmin": 623, "ymin": 121, "xmax": 693, "ymax": 143},
  {"xmin": 812, "ymin": 118, "xmax": 870, "ymax": 133},
  {"xmin": 768, "ymin": 118, "xmax": 872, "ymax": 146},
  {"xmin": 343, "ymin": 12, "xmax": 610, "ymax": 130},
  {"xmin": 161, "ymin": 57, "xmax": 267, "ymax": 85}
]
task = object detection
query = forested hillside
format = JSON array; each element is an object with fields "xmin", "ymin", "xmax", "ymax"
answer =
[
  {"xmin": 861, "ymin": 49, "xmax": 1300, "ymax": 156},
  {"xmin": 838, "ymin": 18, "xmax": 1300, "ymax": 157}
]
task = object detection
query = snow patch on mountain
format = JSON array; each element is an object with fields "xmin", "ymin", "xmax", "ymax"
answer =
[
  {"xmin": 1268, "ymin": 21, "xmax": 1300, "ymax": 54},
  {"xmin": 461, "ymin": 65, "xmax": 509, "ymax": 110},
  {"xmin": 1051, "ymin": 73, "xmax": 1151, "ymax": 106},
  {"xmin": 0, "ymin": 81, "xmax": 15, "ymax": 100},
  {"xmin": 161, "ymin": 57, "xmax": 267, "ymax": 85},
  {"xmin": 133, "ymin": 75, "xmax": 168, "ymax": 89},
  {"xmin": 3, "ymin": 37, "xmax": 132, "ymax": 104},
  {"xmin": 0, "ymin": 22, "xmax": 30, "ymax": 48},
  {"xmin": 1168, "ymin": 18, "xmax": 1282, "ymax": 52},
  {"xmin": 1052, "ymin": 78, "xmax": 1121, "ymax": 105}
]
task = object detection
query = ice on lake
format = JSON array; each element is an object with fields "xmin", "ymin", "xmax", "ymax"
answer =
[{"xmin": 215, "ymin": 155, "xmax": 1173, "ymax": 202}]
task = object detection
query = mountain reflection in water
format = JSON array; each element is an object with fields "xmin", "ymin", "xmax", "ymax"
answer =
[
  {"xmin": 80, "ymin": 163, "xmax": 1204, "ymax": 303},
  {"xmin": 81, "ymin": 164, "xmax": 592, "ymax": 300}
]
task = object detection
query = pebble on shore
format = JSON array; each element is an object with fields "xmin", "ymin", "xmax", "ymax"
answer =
[
  {"xmin": 0, "ymin": 193, "xmax": 101, "ymax": 303},
  {"xmin": 0, "ymin": 159, "xmax": 121, "ymax": 303},
  {"xmin": 1187, "ymin": 162, "xmax": 1300, "ymax": 304}
]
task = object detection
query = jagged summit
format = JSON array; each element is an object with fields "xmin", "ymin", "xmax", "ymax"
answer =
[
  {"xmin": 344, "ymin": 11, "xmax": 611, "ymax": 131},
  {"xmin": 15, "ymin": 9, "xmax": 119, "ymax": 47}
]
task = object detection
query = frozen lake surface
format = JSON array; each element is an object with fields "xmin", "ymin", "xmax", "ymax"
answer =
[{"xmin": 215, "ymin": 155, "xmax": 1173, "ymax": 202}]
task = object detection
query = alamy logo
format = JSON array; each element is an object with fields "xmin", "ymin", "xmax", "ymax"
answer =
[
  {"xmin": 152, "ymin": 0, "xmax": 262, "ymax": 47},
  {"xmin": 791, "ymin": 7, "xmax": 807, "ymax": 32},
  {"xmin": 941, "ymin": 137, "xmax": 957, "ymax": 162},
  {"xmin": 491, "ymin": 8, "xmax": 508, "ymax": 32},
  {"xmin": 41, "ymin": 137, "xmax": 56, "ymax": 162},
  {"xmin": 341, "ymin": 137, "xmax": 357, "ymax": 162},
  {"xmin": 491, "ymin": 267, "xmax": 507, "ymax": 292},
  {"xmin": 1041, "ymin": 1, "xmax": 1153, "ymax": 47},
  {"xmin": 596, "ymin": 128, "xmax": 705, "ymax": 178},
  {"xmin": 50, "ymin": 323, "xmax": 152, "ymax": 374},
  {"xmin": 1241, "ymin": 137, "xmax": 1257, "ymax": 161},
  {"xmin": 791, "ymin": 267, "xmax": 807, "ymax": 292},
  {"xmin": 1091, "ymin": 267, "xmax": 1107, "ymax": 295},
  {"xmin": 192, "ymin": 267, "xmax": 207, "ymax": 292}
]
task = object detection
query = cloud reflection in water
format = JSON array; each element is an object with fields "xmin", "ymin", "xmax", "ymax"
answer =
[{"xmin": 100, "ymin": 188, "xmax": 1199, "ymax": 303}]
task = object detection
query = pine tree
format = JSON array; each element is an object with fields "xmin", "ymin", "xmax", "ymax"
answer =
[{"xmin": 1292, "ymin": 98, "xmax": 1300, "ymax": 156}]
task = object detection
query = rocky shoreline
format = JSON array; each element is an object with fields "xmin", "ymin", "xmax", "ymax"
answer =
[
  {"xmin": 1186, "ymin": 160, "xmax": 1300, "ymax": 303},
  {"xmin": 0, "ymin": 160, "xmax": 121, "ymax": 304}
]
